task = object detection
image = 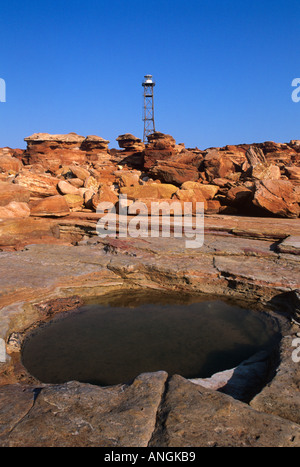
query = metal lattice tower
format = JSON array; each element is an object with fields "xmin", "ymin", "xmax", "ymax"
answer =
[{"xmin": 142, "ymin": 74, "xmax": 155, "ymax": 142}]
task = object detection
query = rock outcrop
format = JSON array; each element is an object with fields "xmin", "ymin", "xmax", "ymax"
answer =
[
  {"xmin": 0, "ymin": 130, "xmax": 299, "ymax": 249},
  {"xmin": 0, "ymin": 230, "xmax": 299, "ymax": 446}
]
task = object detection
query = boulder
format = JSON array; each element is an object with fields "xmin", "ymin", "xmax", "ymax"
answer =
[
  {"xmin": 84, "ymin": 176, "xmax": 99, "ymax": 193},
  {"xmin": 253, "ymin": 179, "xmax": 300, "ymax": 218},
  {"xmin": 0, "ymin": 155, "xmax": 22, "ymax": 174},
  {"xmin": 0, "ymin": 202, "xmax": 30, "ymax": 219},
  {"xmin": 143, "ymin": 133, "xmax": 178, "ymax": 170},
  {"xmin": 69, "ymin": 165, "xmax": 90, "ymax": 181},
  {"xmin": 0, "ymin": 182, "xmax": 30, "ymax": 206},
  {"xmin": 91, "ymin": 186, "xmax": 119, "ymax": 211},
  {"xmin": 114, "ymin": 171, "xmax": 140, "ymax": 187},
  {"xmin": 146, "ymin": 132, "xmax": 176, "ymax": 150},
  {"xmin": 116, "ymin": 134, "xmax": 145, "ymax": 151},
  {"xmin": 23, "ymin": 133, "xmax": 87, "ymax": 171},
  {"xmin": 205, "ymin": 199, "xmax": 221, "ymax": 214},
  {"xmin": 149, "ymin": 375, "xmax": 300, "ymax": 447},
  {"xmin": 80, "ymin": 135, "xmax": 110, "ymax": 152},
  {"xmin": 57, "ymin": 180, "xmax": 80, "ymax": 195},
  {"xmin": 0, "ymin": 218, "xmax": 60, "ymax": 248},
  {"xmin": 120, "ymin": 183, "xmax": 178, "ymax": 200},
  {"xmin": 63, "ymin": 193, "xmax": 84, "ymax": 211},
  {"xmin": 172, "ymin": 188, "xmax": 208, "ymax": 212},
  {"xmin": 14, "ymin": 173, "xmax": 60, "ymax": 198},
  {"xmin": 30, "ymin": 195, "xmax": 70, "ymax": 217},
  {"xmin": 251, "ymin": 163, "xmax": 281, "ymax": 181},
  {"xmin": 181, "ymin": 182, "xmax": 219, "ymax": 200},
  {"xmin": 225, "ymin": 186, "xmax": 253, "ymax": 207},
  {"xmin": 149, "ymin": 161, "xmax": 199, "ymax": 185},
  {"xmin": 68, "ymin": 178, "xmax": 84, "ymax": 188},
  {"xmin": 203, "ymin": 149, "xmax": 235, "ymax": 181},
  {"xmin": 285, "ymin": 166, "xmax": 300, "ymax": 181}
]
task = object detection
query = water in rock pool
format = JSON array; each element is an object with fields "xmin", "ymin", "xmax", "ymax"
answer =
[{"xmin": 21, "ymin": 293, "xmax": 280, "ymax": 386}]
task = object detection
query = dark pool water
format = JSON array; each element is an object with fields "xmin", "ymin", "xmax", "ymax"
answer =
[{"xmin": 21, "ymin": 292, "xmax": 280, "ymax": 386}]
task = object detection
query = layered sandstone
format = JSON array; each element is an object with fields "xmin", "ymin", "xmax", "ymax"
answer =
[{"xmin": 0, "ymin": 131, "xmax": 299, "ymax": 251}]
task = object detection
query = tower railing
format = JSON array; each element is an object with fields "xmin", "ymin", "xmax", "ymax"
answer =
[{"xmin": 142, "ymin": 75, "xmax": 155, "ymax": 142}]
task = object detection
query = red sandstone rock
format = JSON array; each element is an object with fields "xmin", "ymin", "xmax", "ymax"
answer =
[
  {"xmin": 244, "ymin": 147, "xmax": 281, "ymax": 180},
  {"xmin": 0, "ymin": 155, "xmax": 23, "ymax": 174},
  {"xmin": 30, "ymin": 195, "xmax": 70, "ymax": 217},
  {"xmin": 225, "ymin": 186, "xmax": 254, "ymax": 207},
  {"xmin": 203, "ymin": 149, "xmax": 235, "ymax": 181},
  {"xmin": 120, "ymin": 183, "xmax": 178, "ymax": 200},
  {"xmin": 251, "ymin": 163, "xmax": 281, "ymax": 180},
  {"xmin": 91, "ymin": 185, "xmax": 119, "ymax": 211},
  {"xmin": 172, "ymin": 188, "xmax": 208, "ymax": 211},
  {"xmin": 285, "ymin": 166, "xmax": 300, "ymax": 181},
  {"xmin": 14, "ymin": 172, "xmax": 60, "ymax": 198},
  {"xmin": 114, "ymin": 170, "xmax": 141, "ymax": 187},
  {"xmin": 149, "ymin": 161, "xmax": 200, "ymax": 185},
  {"xmin": 116, "ymin": 134, "xmax": 145, "ymax": 151},
  {"xmin": 205, "ymin": 199, "xmax": 221, "ymax": 214},
  {"xmin": 63, "ymin": 193, "xmax": 84, "ymax": 211},
  {"xmin": 68, "ymin": 178, "xmax": 84, "ymax": 188},
  {"xmin": 57, "ymin": 180, "xmax": 80, "ymax": 195},
  {"xmin": 0, "ymin": 202, "xmax": 30, "ymax": 219},
  {"xmin": 181, "ymin": 182, "xmax": 219, "ymax": 200},
  {"xmin": 0, "ymin": 218, "xmax": 60, "ymax": 248},
  {"xmin": 69, "ymin": 165, "xmax": 90, "ymax": 181},
  {"xmin": 84, "ymin": 176, "xmax": 99, "ymax": 193},
  {"xmin": 253, "ymin": 179, "xmax": 300, "ymax": 218},
  {"xmin": 146, "ymin": 132, "xmax": 176, "ymax": 150},
  {"xmin": 143, "ymin": 133, "xmax": 178, "ymax": 170},
  {"xmin": 23, "ymin": 133, "xmax": 111, "ymax": 172},
  {"xmin": 80, "ymin": 135, "xmax": 110, "ymax": 152},
  {"xmin": 0, "ymin": 182, "xmax": 30, "ymax": 206}
]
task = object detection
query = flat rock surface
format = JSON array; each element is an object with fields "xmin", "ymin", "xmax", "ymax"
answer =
[
  {"xmin": 250, "ymin": 336, "xmax": 300, "ymax": 424},
  {"xmin": 0, "ymin": 214, "xmax": 299, "ymax": 447},
  {"xmin": 0, "ymin": 372, "xmax": 168, "ymax": 447},
  {"xmin": 149, "ymin": 375, "xmax": 300, "ymax": 447}
]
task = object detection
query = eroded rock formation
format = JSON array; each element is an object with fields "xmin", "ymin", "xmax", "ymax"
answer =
[{"xmin": 0, "ymin": 130, "xmax": 299, "ymax": 446}]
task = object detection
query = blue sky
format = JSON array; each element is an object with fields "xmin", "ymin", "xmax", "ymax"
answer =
[{"xmin": 0, "ymin": 0, "xmax": 299, "ymax": 150}]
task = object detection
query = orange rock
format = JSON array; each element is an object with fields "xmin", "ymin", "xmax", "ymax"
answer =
[
  {"xmin": 203, "ymin": 149, "xmax": 235, "ymax": 181},
  {"xmin": 0, "ymin": 201, "xmax": 30, "ymax": 219},
  {"xmin": 225, "ymin": 186, "xmax": 253, "ymax": 207},
  {"xmin": 0, "ymin": 181, "xmax": 30, "ymax": 206},
  {"xmin": 0, "ymin": 218, "xmax": 60, "ymax": 248},
  {"xmin": 251, "ymin": 163, "xmax": 281, "ymax": 180},
  {"xmin": 57, "ymin": 180, "xmax": 80, "ymax": 195},
  {"xmin": 120, "ymin": 183, "xmax": 178, "ymax": 200},
  {"xmin": 114, "ymin": 170, "xmax": 140, "ymax": 187},
  {"xmin": 63, "ymin": 193, "xmax": 84, "ymax": 211},
  {"xmin": 253, "ymin": 180, "xmax": 299, "ymax": 218},
  {"xmin": 149, "ymin": 161, "xmax": 200, "ymax": 185},
  {"xmin": 116, "ymin": 134, "xmax": 145, "ymax": 151},
  {"xmin": 91, "ymin": 186, "xmax": 119, "ymax": 211},
  {"xmin": 69, "ymin": 165, "xmax": 90, "ymax": 181},
  {"xmin": 205, "ymin": 199, "xmax": 221, "ymax": 214},
  {"xmin": 84, "ymin": 176, "xmax": 99, "ymax": 193},
  {"xmin": 69, "ymin": 178, "xmax": 84, "ymax": 188},
  {"xmin": 30, "ymin": 195, "xmax": 70, "ymax": 217},
  {"xmin": 172, "ymin": 188, "xmax": 208, "ymax": 211},
  {"xmin": 181, "ymin": 182, "xmax": 219, "ymax": 199},
  {"xmin": 286, "ymin": 166, "xmax": 300, "ymax": 181},
  {"xmin": 0, "ymin": 155, "xmax": 22, "ymax": 174},
  {"xmin": 14, "ymin": 172, "xmax": 60, "ymax": 198}
]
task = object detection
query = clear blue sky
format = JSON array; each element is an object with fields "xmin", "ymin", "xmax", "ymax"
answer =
[{"xmin": 0, "ymin": 0, "xmax": 299, "ymax": 150}]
